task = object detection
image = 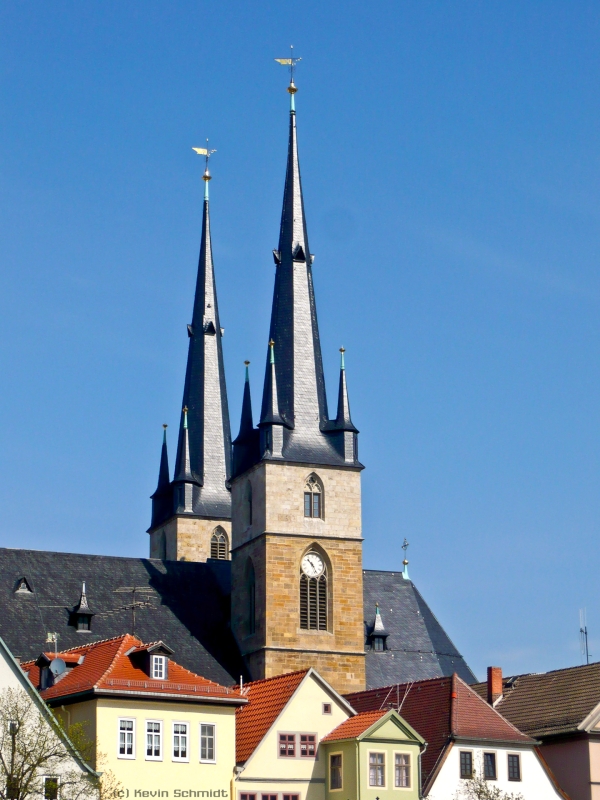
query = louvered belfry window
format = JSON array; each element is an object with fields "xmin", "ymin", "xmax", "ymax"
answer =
[
  {"xmin": 210, "ymin": 527, "xmax": 228, "ymax": 560},
  {"xmin": 300, "ymin": 570, "xmax": 327, "ymax": 630}
]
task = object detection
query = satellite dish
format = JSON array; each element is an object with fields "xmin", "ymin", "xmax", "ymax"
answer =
[{"xmin": 49, "ymin": 658, "xmax": 66, "ymax": 677}]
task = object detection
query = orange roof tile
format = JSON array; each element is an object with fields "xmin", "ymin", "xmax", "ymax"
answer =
[
  {"xmin": 22, "ymin": 634, "xmax": 244, "ymax": 704},
  {"xmin": 235, "ymin": 670, "xmax": 308, "ymax": 764},
  {"xmin": 321, "ymin": 710, "xmax": 387, "ymax": 742}
]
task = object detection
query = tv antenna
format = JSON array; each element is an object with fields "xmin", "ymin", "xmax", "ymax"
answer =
[
  {"xmin": 580, "ymin": 608, "xmax": 591, "ymax": 665},
  {"xmin": 114, "ymin": 587, "xmax": 156, "ymax": 637}
]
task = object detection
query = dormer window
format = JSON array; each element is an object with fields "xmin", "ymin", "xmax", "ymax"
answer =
[
  {"xmin": 14, "ymin": 577, "xmax": 33, "ymax": 595},
  {"xmin": 152, "ymin": 655, "xmax": 167, "ymax": 680},
  {"xmin": 373, "ymin": 636, "xmax": 385, "ymax": 652}
]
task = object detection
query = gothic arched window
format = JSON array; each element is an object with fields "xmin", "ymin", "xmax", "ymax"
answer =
[
  {"xmin": 299, "ymin": 551, "xmax": 328, "ymax": 630},
  {"xmin": 246, "ymin": 558, "xmax": 256, "ymax": 635},
  {"xmin": 304, "ymin": 474, "xmax": 323, "ymax": 519},
  {"xmin": 210, "ymin": 527, "xmax": 228, "ymax": 560}
]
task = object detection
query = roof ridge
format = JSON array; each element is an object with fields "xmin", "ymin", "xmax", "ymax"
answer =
[
  {"xmin": 347, "ymin": 675, "xmax": 452, "ymax": 698},
  {"xmin": 454, "ymin": 674, "xmax": 533, "ymax": 741},
  {"xmin": 96, "ymin": 634, "xmax": 141, "ymax": 687},
  {"xmin": 242, "ymin": 668, "xmax": 309, "ymax": 688},
  {"xmin": 20, "ymin": 633, "xmax": 135, "ymax": 667}
]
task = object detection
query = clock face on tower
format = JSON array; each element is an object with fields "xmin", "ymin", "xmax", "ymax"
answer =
[{"xmin": 301, "ymin": 552, "xmax": 324, "ymax": 578}]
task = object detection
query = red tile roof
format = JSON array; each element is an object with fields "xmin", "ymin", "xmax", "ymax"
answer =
[
  {"xmin": 22, "ymin": 634, "xmax": 244, "ymax": 704},
  {"xmin": 346, "ymin": 673, "xmax": 533, "ymax": 792},
  {"xmin": 235, "ymin": 670, "xmax": 308, "ymax": 764},
  {"xmin": 321, "ymin": 710, "xmax": 386, "ymax": 742}
]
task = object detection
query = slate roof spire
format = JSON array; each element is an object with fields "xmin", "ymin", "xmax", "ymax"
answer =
[
  {"xmin": 171, "ymin": 150, "xmax": 231, "ymax": 519},
  {"xmin": 333, "ymin": 347, "xmax": 358, "ymax": 432},
  {"xmin": 255, "ymin": 68, "xmax": 363, "ymax": 468},
  {"xmin": 150, "ymin": 425, "xmax": 171, "ymax": 528}
]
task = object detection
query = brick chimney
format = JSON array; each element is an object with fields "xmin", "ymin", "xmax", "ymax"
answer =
[{"xmin": 487, "ymin": 666, "xmax": 503, "ymax": 705}]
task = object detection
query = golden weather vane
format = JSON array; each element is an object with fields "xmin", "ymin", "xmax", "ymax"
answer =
[
  {"xmin": 192, "ymin": 138, "xmax": 217, "ymax": 177},
  {"xmin": 275, "ymin": 45, "xmax": 302, "ymax": 93}
]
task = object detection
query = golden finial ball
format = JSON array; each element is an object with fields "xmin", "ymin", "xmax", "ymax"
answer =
[
  {"xmin": 287, "ymin": 82, "xmax": 297, "ymax": 94},
  {"xmin": 202, "ymin": 170, "xmax": 212, "ymax": 182},
  {"xmin": 163, "ymin": 423, "xmax": 168, "ymax": 429},
  {"xmin": 244, "ymin": 360, "xmax": 250, "ymax": 366}
]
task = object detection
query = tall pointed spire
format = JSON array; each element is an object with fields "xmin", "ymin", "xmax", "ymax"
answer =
[
  {"xmin": 150, "ymin": 425, "xmax": 171, "ymax": 528},
  {"xmin": 334, "ymin": 347, "xmax": 357, "ymax": 431},
  {"xmin": 259, "ymin": 63, "xmax": 344, "ymax": 465},
  {"xmin": 173, "ymin": 148, "xmax": 232, "ymax": 518}
]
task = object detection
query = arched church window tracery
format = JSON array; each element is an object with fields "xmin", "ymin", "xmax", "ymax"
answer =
[
  {"xmin": 210, "ymin": 527, "xmax": 228, "ymax": 560},
  {"xmin": 303, "ymin": 474, "xmax": 323, "ymax": 519}
]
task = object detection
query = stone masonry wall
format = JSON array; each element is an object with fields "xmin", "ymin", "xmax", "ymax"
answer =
[{"xmin": 149, "ymin": 517, "xmax": 231, "ymax": 562}]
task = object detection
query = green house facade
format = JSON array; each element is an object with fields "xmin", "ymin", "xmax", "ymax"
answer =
[{"xmin": 321, "ymin": 709, "xmax": 425, "ymax": 800}]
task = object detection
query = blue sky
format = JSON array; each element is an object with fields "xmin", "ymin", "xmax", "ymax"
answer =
[{"xmin": 1, "ymin": 1, "xmax": 599, "ymax": 680}]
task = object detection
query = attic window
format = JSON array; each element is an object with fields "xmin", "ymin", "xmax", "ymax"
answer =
[
  {"xmin": 373, "ymin": 636, "xmax": 385, "ymax": 652},
  {"xmin": 152, "ymin": 655, "xmax": 167, "ymax": 680},
  {"xmin": 14, "ymin": 578, "xmax": 33, "ymax": 595}
]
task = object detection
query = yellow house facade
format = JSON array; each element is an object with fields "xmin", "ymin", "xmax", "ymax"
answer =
[{"xmin": 23, "ymin": 635, "xmax": 246, "ymax": 799}]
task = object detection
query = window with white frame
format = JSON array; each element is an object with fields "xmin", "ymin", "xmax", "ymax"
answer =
[
  {"xmin": 460, "ymin": 751, "xmax": 473, "ymax": 779},
  {"xmin": 330, "ymin": 753, "xmax": 343, "ymax": 790},
  {"xmin": 151, "ymin": 655, "xmax": 167, "ymax": 680},
  {"xmin": 200, "ymin": 723, "xmax": 215, "ymax": 762},
  {"xmin": 173, "ymin": 723, "xmax": 188, "ymax": 761},
  {"xmin": 369, "ymin": 752, "xmax": 385, "ymax": 787},
  {"xmin": 395, "ymin": 753, "xmax": 411, "ymax": 787},
  {"xmin": 146, "ymin": 721, "xmax": 162, "ymax": 760},
  {"xmin": 43, "ymin": 777, "xmax": 59, "ymax": 800},
  {"xmin": 118, "ymin": 719, "xmax": 135, "ymax": 759}
]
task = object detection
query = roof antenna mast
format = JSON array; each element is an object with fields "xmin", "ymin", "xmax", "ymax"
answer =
[{"xmin": 580, "ymin": 608, "xmax": 591, "ymax": 665}]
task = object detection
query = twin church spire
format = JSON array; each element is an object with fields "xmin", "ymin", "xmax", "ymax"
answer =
[{"xmin": 151, "ymin": 69, "xmax": 360, "ymax": 534}]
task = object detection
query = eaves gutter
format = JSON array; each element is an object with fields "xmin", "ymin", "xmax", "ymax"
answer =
[{"xmin": 46, "ymin": 688, "xmax": 247, "ymax": 707}]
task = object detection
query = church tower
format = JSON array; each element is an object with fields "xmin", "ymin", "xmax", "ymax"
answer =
[
  {"xmin": 230, "ymin": 70, "xmax": 366, "ymax": 694},
  {"xmin": 148, "ymin": 153, "xmax": 232, "ymax": 562}
]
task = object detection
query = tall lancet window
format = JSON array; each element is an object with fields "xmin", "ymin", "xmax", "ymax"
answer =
[
  {"xmin": 303, "ymin": 474, "xmax": 323, "ymax": 519},
  {"xmin": 210, "ymin": 527, "xmax": 228, "ymax": 560},
  {"xmin": 300, "ymin": 551, "xmax": 328, "ymax": 630}
]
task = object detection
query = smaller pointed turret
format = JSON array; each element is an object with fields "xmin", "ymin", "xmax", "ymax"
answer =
[
  {"xmin": 173, "ymin": 407, "xmax": 199, "ymax": 513},
  {"xmin": 71, "ymin": 581, "xmax": 95, "ymax": 633},
  {"xmin": 368, "ymin": 603, "xmax": 389, "ymax": 652},
  {"xmin": 233, "ymin": 362, "xmax": 259, "ymax": 477},
  {"xmin": 259, "ymin": 340, "xmax": 286, "ymax": 458},
  {"xmin": 328, "ymin": 347, "xmax": 359, "ymax": 463},
  {"xmin": 150, "ymin": 425, "xmax": 172, "ymax": 529}
]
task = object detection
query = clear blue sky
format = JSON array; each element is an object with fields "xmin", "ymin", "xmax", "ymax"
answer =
[{"xmin": 1, "ymin": 1, "xmax": 599, "ymax": 680}]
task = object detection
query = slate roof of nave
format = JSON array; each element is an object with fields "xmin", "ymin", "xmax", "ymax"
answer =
[
  {"xmin": 363, "ymin": 570, "xmax": 476, "ymax": 686},
  {"xmin": 0, "ymin": 548, "xmax": 476, "ymax": 688}
]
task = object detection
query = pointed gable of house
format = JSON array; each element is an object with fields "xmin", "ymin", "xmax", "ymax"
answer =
[{"xmin": 235, "ymin": 669, "xmax": 308, "ymax": 764}]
